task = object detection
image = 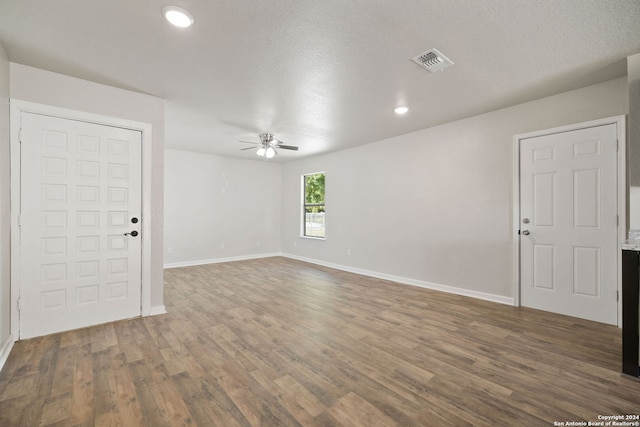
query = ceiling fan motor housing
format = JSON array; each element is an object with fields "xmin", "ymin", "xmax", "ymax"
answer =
[{"xmin": 260, "ymin": 133, "xmax": 274, "ymax": 145}]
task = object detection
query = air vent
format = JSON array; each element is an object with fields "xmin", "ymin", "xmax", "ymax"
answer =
[{"xmin": 411, "ymin": 48, "xmax": 454, "ymax": 72}]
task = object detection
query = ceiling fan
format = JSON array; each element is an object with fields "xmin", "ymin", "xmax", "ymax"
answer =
[{"xmin": 239, "ymin": 133, "xmax": 299, "ymax": 159}]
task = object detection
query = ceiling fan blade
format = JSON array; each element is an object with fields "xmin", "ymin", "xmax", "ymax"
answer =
[
  {"xmin": 278, "ymin": 145, "xmax": 299, "ymax": 151},
  {"xmin": 240, "ymin": 146, "xmax": 256, "ymax": 151},
  {"xmin": 238, "ymin": 140, "xmax": 259, "ymax": 144}
]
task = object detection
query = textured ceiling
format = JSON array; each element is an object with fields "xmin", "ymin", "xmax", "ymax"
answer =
[{"xmin": 0, "ymin": 0, "xmax": 639, "ymax": 162}]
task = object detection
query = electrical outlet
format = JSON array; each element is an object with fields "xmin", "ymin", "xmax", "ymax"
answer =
[
  {"xmin": 256, "ymin": 241, "xmax": 261, "ymax": 247},
  {"xmin": 347, "ymin": 249, "xmax": 351, "ymax": 256},
  {"xmin": 220, "ymin": 243, "xmax": 225, "ymax": 250},
  {"xmin": 167, "ymin": 247, "xmax": 173, "ymax": 254}
]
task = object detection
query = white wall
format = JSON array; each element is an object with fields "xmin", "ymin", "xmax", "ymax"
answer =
[
  {"xmin": 9, "ymin": 63, "xmax": 165, "ymax": 309},
  {"xmin": 281, "ymin": 77, "xmax": 629, "ymax": 300},
  {"xmin": 0, "ymin": 43, "xmax": 11, "ymax": 359},
  {"xmin": 164, "ymin": 149, "xmax": 282, "ymax": 266}
]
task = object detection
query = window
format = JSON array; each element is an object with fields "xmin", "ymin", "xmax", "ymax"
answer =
[{"xmin": 303, "ymin": 172, "xmax": 325, "ymax": 238}]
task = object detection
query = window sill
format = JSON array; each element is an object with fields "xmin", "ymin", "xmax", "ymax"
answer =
[{"xmin": 299, "ymin": 235, "xmax": 326, "ymax": 241}]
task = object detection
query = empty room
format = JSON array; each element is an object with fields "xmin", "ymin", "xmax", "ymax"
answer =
[{"xmin": 1, "ymin": 0, "xmax": 640, "ymax": 425}]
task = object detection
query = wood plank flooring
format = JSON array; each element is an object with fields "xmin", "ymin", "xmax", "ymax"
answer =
[{"xmin": 1, "ymin": 256, "xmax": 639, "ymax": 426}]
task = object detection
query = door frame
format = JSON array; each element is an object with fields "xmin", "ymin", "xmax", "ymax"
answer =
[
  {"xmin": 512, "ymin": 115, "xmax": 626, "ymax": 327},
  {"xmin": 10, "ymin": 100, "xmax": 154, "ymax": 339}
]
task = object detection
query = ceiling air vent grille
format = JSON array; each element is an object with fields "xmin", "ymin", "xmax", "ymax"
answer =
[{"xmin": 411, "ymin": 48, "xmax": 454, "ymax": 73}]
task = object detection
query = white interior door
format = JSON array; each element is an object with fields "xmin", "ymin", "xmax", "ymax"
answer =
[
  {"xmin": 520, "ymin": 123, "xmax": 618, "ymax": 325},
  {"xmin": 19, "ymin": 112, "xmax": 142, "ymax": 339}
]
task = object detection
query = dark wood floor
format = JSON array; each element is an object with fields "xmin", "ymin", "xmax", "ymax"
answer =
[{"xmin": 1, "ymin": 257, "xmax": 639, "ymax": 426}]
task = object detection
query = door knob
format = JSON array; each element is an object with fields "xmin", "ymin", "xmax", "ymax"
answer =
[
  {"xmin": 522, "ymin": 230, "xmax": 530, "ymax": 236},
  {"xmin": 522, "ymin": 218, "xmax": 530, "ymax": 224},
  {"xmin": 131, "ymin": 217, "xmax": 139, "ymax": 223},
  {"xmin": 124, "ymin": 231, "xmax": 139, "ymax": 237}
]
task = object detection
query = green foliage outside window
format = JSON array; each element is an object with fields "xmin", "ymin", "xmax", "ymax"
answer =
[{"xmin": 304, "ymin": 173, "xmax": 325, "ymax": 213}]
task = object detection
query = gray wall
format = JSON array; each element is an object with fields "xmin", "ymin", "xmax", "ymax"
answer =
[
  {"xmin": 0, "ymin": 43, "xmax": 10, "ymax": 352},
  {"xmin": 9, "ymin": 63, "xmax": 165, "ymax": 310},
  {"xmin": 164, "ymin": 149, "xmax": 282, "ymax": 265},
  {"xmin": 281, "ymin": 77, "xmax": 628, "ymax": 299}
]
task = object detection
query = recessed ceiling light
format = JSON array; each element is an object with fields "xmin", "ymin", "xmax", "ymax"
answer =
[
  {"xmin": 394, "ymin": 106, "xmax": 409, "ymax": 115},
  {"xmin": 163, "ymin": 6, "xmax": 194, "ymax": 28}
]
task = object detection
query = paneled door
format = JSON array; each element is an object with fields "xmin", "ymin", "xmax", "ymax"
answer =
[
  {"xmin": 519, "ymin": 123, "xmax": 618, "ymax": 325},
  {"xmin": 18, "ymin": 112, "xmax": 142, "ymax": 339}
]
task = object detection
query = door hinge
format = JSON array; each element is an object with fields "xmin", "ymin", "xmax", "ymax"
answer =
[
  {"xmin": 19, "ymin": 129, "xmax": 22, "ymax": 144},
  {"xmin": 617, "ymin": 290, "xmax": 619, "ymax": 302},
  {"xmin": 17, "ymin": 298, "xmax": 21, "ymax": 311},
  {"xmin": 17, "ymin": 214, "xmax": 21, "ymax": 227},
  {"xmin": 617, "ymin": 215, "xmax": 619, "ymax": 226}
]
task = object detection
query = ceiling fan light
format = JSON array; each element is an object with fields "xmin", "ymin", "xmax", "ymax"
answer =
[
  {"xmin": 163, "ymin": 6, "xmax": 194, "ymax": 28},
  {"xmin": 256, "ymin": 146, "xmax": 266, "ymax": 157},
  {"xmin": 265, "ymin": 147, "xmax": 276, "ymax": 159}
]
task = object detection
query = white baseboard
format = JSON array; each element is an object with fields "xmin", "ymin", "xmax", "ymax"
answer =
[
  {"xmin": 281, "ymin": 253, "xmax": 514, "ymax": 306},
  {"xmin": 148, "ymin": 305, "xmax": 167, "ymax": 316},
  {"xmin": 164, "ymin": 252, "xmax": 281, "ymax": 269},
  {"xmin": 0, "ymin": 334, "xmax": 14, "ymax": 373}
]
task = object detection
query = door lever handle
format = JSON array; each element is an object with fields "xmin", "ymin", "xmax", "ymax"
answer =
[
  {"xmin": 124, "ymin": 231, "xmax": 139, "ymax": 237},
  {"xmin": 522, "ymin": 230, "xmax": 530, "ymax": 236}
]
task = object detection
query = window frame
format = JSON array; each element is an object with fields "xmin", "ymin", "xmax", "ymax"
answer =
[{"xmin": 301, "ymin": 172, "xmax": 326, "ymax": 239}]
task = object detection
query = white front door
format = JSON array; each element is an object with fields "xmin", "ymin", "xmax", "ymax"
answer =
[
  {"xmin": 19, "ymin": 112, "xmax": 142, "ymax": 339},
  {"xmin": 519, "ymin": 123, "xmax": 618, "ymax": 325}
]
